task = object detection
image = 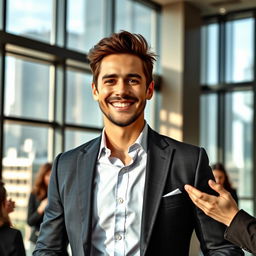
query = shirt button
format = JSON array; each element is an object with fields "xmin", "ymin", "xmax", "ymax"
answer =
[
  {"xmin": 115, "ymin": 234, "xmax": 122, "ymax": 240},
  {"xmin": 118, "ymin": 198, "xmax": 124, "ymax": 204}
]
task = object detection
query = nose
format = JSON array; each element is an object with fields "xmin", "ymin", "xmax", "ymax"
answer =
[{"xmin": 115, "ymin": 79, "xmax": 129, "ymax": 95}]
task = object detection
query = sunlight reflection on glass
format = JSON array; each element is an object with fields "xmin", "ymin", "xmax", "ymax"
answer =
[{"xmin": 6, "ymin": 0, "xmax": 53, "ymax": 43}]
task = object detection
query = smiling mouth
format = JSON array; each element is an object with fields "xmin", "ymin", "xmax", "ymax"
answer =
[
  {"xmin": 111, "ymin": 102, "xmax": 133, "ymax": 108},
  {"xmin": 107, "ymin": 95, "xmax": 137, "ymax": 110},
  {"xmin": 109, "ymin": 101, "xmax": 135, "ymax": 111}
]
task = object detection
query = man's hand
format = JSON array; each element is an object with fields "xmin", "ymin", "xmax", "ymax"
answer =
[{"xmin": 184, "ymin": 180, "xmax": 239, "ymax": 226}]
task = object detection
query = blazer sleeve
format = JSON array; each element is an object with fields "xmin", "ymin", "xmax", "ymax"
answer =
[
  {"xmin": 193, "ymin": 148, "xmax": 244, "ymax": 256},
  {"xmin": 33, "ymin": 153, "xmax": 69, "ymax": 256},
  {"xmin": 224, "ymin": 210, "xmax": 256, "ymax": 254}
]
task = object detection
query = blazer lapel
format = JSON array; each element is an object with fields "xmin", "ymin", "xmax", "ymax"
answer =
[
  {"xmin": 76, "ymin": 137, "xmax": 101, "ymax": 251},
  {"xmin": 140, "ymin": 129, "xmax": 174, "ymax": 256}
]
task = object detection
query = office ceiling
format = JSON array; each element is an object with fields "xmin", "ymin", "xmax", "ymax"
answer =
[{"xmin": 153, "ymin": 0, "xmax": 256, "ymax": 15}]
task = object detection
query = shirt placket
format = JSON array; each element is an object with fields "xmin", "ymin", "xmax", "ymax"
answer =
[{"xmin": 113, "ymin": 166, "xmax": 129, "ymax": 256}]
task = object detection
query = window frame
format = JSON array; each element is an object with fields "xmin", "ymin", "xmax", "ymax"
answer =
[{"xmin": 200, "ymin": 9, "xmax": 256, "ymax": 216}]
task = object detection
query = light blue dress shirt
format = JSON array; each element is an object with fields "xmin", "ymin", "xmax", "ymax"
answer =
[{"xmin": 91, "ymin": 124, "xmax": 148, "ymax": 256}]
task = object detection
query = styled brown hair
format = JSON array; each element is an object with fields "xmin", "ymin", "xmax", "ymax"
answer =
[
  {"xmin": 32, "ymin": 163, "xmax": 52, "ymax": 201},
  {"xmin": 87, "ymin": 30, "xmax": 156, "ymax": 87},
  {"xmin": 0, "ymin": 181, "xmax": 11, "ymax": 227}
]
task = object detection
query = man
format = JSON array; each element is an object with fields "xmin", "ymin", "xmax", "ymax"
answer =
[
  {"xmin": 33, "ymin": 31, "xmax": 244, "ymax": 255},
  {"xmin": 185, "ymin": 180, "xmax": 256, "ymax": 254}
]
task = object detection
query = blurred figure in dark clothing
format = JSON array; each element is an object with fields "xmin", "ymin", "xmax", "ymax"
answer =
[
  {"xmin": 0, "ymin": 181, "xmax": 26, "ymax": 256},
  {"xmin": 212, "ymin": 163, "xmax": 238, "ymax": 203},
  {"xmin": 27, "ymin": 163, "xmax": 52, "ymax": 244}
]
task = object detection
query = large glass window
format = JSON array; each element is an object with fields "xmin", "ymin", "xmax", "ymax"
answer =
[
  {"xmin": 6, "ymin": 0, "xmax": 54, "ymax": 43},
  {"xmin": 226, "ymin": 17, "xmax": 254, "ymax": 83},
  {"xmin": 67, "ymin": 0, "xmax": 107, "ymax": 53},
  {"xmin": 65, "ymin": 129, "xmax": 100, "ymax": 151},
  {"xmin": 200, "ymin": 94, "xmax": 218, "ymax": 163},
  {"xmin": 2, "ymin": 123, "xmax": 52, "ymax": 248},
  {"xmin": 201, "ymin": 13, "xmax": 255, "ymax": 224},
  {"xmin": 225, "ymin": 91, "xmax": 253, "ymax": 198},
  {"xmin": 4, "ymin": 56, "xmax": 52, "ymax": 121},
  {"xmin": 115, "ymin": 0, "xmax": 157, "ymax": 50},
  {"xmin": 200, "ymin": 23, "xmax": 219, "ymax": 85},
  {"xmin": 66, "ymin": 70, "xmax": 103, "ymax": 127},
  {"xmin": 145, "ymin": 95, "xmax": 155, "ymax": 127}
]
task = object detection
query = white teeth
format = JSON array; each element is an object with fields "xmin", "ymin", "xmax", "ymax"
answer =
[{"xmin": 112, "ymin": 102, "xmax": 131, "ymax": 107}]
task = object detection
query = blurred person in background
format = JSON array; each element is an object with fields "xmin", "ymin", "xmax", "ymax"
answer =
[
  {"xmin": 5, "ymin": 197, "xmax": 15, "ymax": 215},
  {"xmin": 212, "ymin": 162, "xmax": 238, "ymax": 203},
  {"xmin": 0, "ymin": 180, "xmax": 26, "ymax": 256},
  {"xmin": 27, "ymin": 163, "xmax": 52, "ymax": 246}
]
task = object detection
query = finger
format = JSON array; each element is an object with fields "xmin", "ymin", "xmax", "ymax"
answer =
[
  {"xmin": 184, "ymin": 185, "xmax": 213, "ymax": 203},
  {"xmin": 184, "ymin": 185, "xmax": 209, "ymax": 203},
  {"xmin": 184, "ymin": 184, "xmax": 203, "ymax": 197},
  {"xmin": 185, "ymin": 185, "xmax": 216, "ymax": 206},
  {"xmin": 186, "ymin": 192, "xmax": 211, "ymax": 213},
  {"xmin": 208, "ymin": 180, "xmax": 228, "ymax": 195}
]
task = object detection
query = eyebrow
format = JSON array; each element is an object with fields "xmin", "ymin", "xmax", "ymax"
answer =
[
  {"xmin": 102, "ymin": 74, "xmax": 118, "ymax": 80},
  {"xmin": 102, "ymin": 73, "xmax": 142, "ymax": 80},
  {"xmin": 127, "ymin": 73, "xmax": 142, "ymax": 79}
]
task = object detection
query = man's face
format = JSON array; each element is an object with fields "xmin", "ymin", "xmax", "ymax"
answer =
[{"xmin": 92, "ymin": 54, "xmax": 154, "ymax": 127}]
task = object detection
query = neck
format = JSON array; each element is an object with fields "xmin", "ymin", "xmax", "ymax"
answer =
[{"xmin": 104, "ymin": 119, "xmax": 145, "ymax": 165}]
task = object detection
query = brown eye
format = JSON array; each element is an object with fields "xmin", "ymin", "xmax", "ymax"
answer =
[
  {"xmin": 128, "ymin": 79, "xmax": 139, "ymax": 85},
  {"xmin": 104, "ymin": 79, "xmax": 115, "ymax": 85}
]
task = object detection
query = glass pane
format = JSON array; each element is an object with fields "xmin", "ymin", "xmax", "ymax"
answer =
[
  {"xmin": 2, "ymin": 123, "xmax": 52, "ymax": 254},
  {"xmin": 226, "ymin": 18, "xmax": 254, "ymax": 83},
  {"xmin": 200, "ymin": 23, "xmax": 219, "ymax": 85},
  {"xmin": 4, "ymin": 56, "xmax": 51, "ymax": 121},
  {"xmin": 144, "ymin": 94, "xmax": 155, "ymax": 127},
  {"xmin": 244, "ymin": 251, "xmax": 253, "ymax": 256},
  {"xmin": 66, "ymin": 70, "xmax": 103, "ymax": 127},
  {"xmin": 200, "ymin": 94, "xmax": 218, "ymax": 164},
  {"xmin": 115, "ymin": 0, "xmax": 157, "ymax": 49},
  {"xmin": 225, "ymin": 91, "xmax": 253, "ymax": 197},
  {"xmin": 67, "ymin": 0, "xmax": 107, "ymax": 53},
  {"xmin": 6, "ymin": 0, "xmax": 53, "ymax": 43},
  {"xmin": 65, "ymin": 129, "xmax": 100, "ymax": 151},
  {"xmin": 239, "ymin": 199, "xmax": 253, "ymax": 215}
]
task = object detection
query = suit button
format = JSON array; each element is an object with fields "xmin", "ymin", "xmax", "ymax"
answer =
[
  {"xmin": 115, "ymin": 234, "xmax": 122, "ymax": 240},
  {"xmin": 118, "ymin": 198, "xmax": 124, "ymax": 204}
]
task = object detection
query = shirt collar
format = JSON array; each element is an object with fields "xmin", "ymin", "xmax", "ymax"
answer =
[{"xmin": 98, "ymin": 123, "xmax": 148, "ymax": 160}]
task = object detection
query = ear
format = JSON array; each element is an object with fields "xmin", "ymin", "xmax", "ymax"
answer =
[
  {"xmin": 92, "ymin": 83, "xmax": 99, "ymax": 101},
  {"xmin": 146, "ymin": 81, "xmax": 154, "ymax": 100}
]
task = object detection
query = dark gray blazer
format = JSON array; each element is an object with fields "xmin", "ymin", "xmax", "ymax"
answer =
[{"xmin": 33, "ymin": 127, "xmax": 244, "ymax": 256}]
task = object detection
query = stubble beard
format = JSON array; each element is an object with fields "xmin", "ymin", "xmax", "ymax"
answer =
[{"xmin": 98, "ymin": 100, "xmax": 147, "ymax": 127}]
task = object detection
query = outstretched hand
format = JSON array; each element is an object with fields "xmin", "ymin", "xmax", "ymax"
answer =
[{"xmin": 184, "ymin": 180, "xmax": 239, "ymax": 226}]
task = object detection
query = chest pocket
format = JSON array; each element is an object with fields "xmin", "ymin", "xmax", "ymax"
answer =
[
  {"xmin": 160, "ymin": 193, "xmax": 189, "ymax": 209},
  {"xmin": 156, "ymin": 193, "xmax": 193, "ymax": 229}
]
